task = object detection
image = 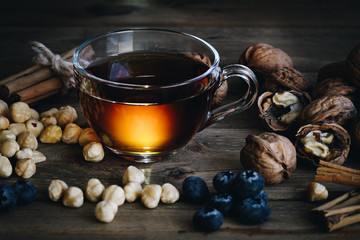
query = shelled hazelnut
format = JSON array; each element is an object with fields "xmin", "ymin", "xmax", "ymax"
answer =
[
  {"xmin": 0, "ymin": 156, "xmax": 12, "ymax": 178},
  {"xmin": 8, "ymin": 123, "xmax": 26, "ymax": 136},
  {"xmin": 0, "ymin": 116, "xmax": 10, "ymax": 130},
  {"xmin": 15, "ymin": 158, "xmax": 36, "ymax": 178},
  {"xmin": 141, "ymin": 184, "xmax": 162, "ymax": 209},
  {"xmin": 0, "ymin": 139, "xmax": 20, "ymax": 157},
  {"xmin": 62, "ymin": 123, "xmax": 82, "ymax": 144},
  {"xmin": 39, "ymin": 125, "xmax": 62, "ymax": 143},
  {"xmin": 48, "ymin": 179, "xmax": 68, "ymax": 202},
  {"xmin": 78, "ymin": 128, "xmax": 100, "ymax": 147},
  {"xmin": 86, "ymin": 178, "xmax": 105, "ymax": 203},
  {"xmin": 63, "ymin": 186, "xmax": 84, "ymax": 208},
  {"xmin": 122, "ymin": 166, "xmax": 145, "ymax": 185},
  {"xmin": 25, "ymin": 119, "xmax": 44, "ymax": 137},
  {"xmin": 123, "ymin": 182, "xmax": 142, "ymax": 203},
  {"xmin": 0, "ymin": 99, "xmax": 9, "ymax": 116},
  {"xmin": 95, "ymin": 200, "xmax": 118, "ymax": 223},
  {"xmin": 102, "ymin": 185, "xmax": 125, "ymax": 206},
  {"xmin": 55, "ymin": 106, "xmax": 78, "ymax": 127},
  {"xmin": 161, "ymin": 183, "xmax": 180, "ymax": 204},
  {"xmin": 9, "ymin": 102, "xmax": 31, "ymax": 123},
  {"xmin": 17, "ymin": 131, "xmax": 38, "ymax": 150},
  {"xmin": 83, "ymin": 142, "xmax": 104, "ymax": 162}
]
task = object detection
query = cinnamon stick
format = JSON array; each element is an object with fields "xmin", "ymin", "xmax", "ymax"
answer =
[
  {"xmin": 314, "ymin": 160, "xmax": 360, "ymax": 187},
  {"xmin": 311, "ymin": 190, "xmax": 360, "ymax": 232},
  {"xmin": 0, "ymin": 47, "xmax": 75, "ymax": 102}
]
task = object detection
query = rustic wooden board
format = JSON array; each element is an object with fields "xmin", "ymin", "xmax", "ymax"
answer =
[{"xmin": 1, "ymin": 0, "xmax": 360, "ymax": 239}]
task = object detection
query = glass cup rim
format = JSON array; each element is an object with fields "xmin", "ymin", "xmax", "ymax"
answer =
[{"xmin": 73, "ymin": 28, "xmax": 220, "ymax": 90}]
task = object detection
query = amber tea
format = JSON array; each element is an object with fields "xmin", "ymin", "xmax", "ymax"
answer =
[{"xmin": 79, "ymin": 51, "xmax": 215, "ymax": 157}]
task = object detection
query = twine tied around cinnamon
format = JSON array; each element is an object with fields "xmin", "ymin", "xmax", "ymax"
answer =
[{"xmin": 29, "ymin": 41, "xmax": 75, "ymax": 93}]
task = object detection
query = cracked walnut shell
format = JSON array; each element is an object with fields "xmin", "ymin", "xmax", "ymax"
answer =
[
  {"xmin": 295, "ymin": 123, "xmax": 350, "ymax": 166},
  {"xmin": 240, "ymin": 132, "xmax": 296, "ymax": 184}
]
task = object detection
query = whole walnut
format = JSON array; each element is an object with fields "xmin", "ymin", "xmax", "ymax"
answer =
[
  {"xmin": 311, "ymin": 77, "xmax": 357, "ymax": 101},
  {"xmin": 346, "ymin": 44, "xmax": 360, "ymax": 88},
  {"xmin": 351, "ymin": 117, "xmax": 360, "ymax": 148},
  {"xmin": 299, "ymin": 95, "xmax": 357, "ymax": 127},
  {"xmin": 264, "ymin": 67, "xmax": 311, "ymax": 93},
  {"xmin": 238, "ymin": 43, "xmax": 293, "ymax": 81},
  {"xmin": 317, "ymin": 61, "xmax": 346, "ymax": 82},
  {"xmin": 240, "ymin": 132, "xmax": 296, "ymax": 184}
]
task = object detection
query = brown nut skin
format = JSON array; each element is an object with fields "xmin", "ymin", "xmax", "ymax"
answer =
[
  {"xmin": 257, "ymin": 90, "xmax": 311, "ymax": 132},
  {"xmin": 317, "ymin": 61, "xmax": 346, "ymax": 82},
  {"xmin": 212, "ymin": 80, "xmax": 228, "ymax": 105},
  {"xmin": 295, "ymin": 123, "xmax": 350, "ymax": 166},
  {"xmin": 240, "ymin": 132, "xmax": 296, "ymax": 184},
  {"xmin": 299, "ymin": 95, "xmax": 357, "ymax": 127},
  {"xmin": 346, "ymin": 44, "xmax": 360, "ymax": 88},
  {"xmin": 311, "ymin": 77, "xmax": 358, "ymax": 102},
  {"xmin": 238, "ymin": 43, "xmax": 293, "ymax": 82},
  {"xmin": 264, "ymin": 67, "xmax": 311, "ymax": 93}
]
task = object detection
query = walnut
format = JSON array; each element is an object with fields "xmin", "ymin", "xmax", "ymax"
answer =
[
  {"xmin": 345, "ymin": 44, "xmax": 360, "ymax": 88},
  {"xmin": 311, "ymin": 77, "xmax": 357, "ymax": 101},
  {"xmin": 238, "ymin": 43, "xmax": 293, "ymax": 81},
  {"xmin": 317, "ymin": 61, "xmax": 346, "ymax": 82},
  {"xmin": 212, "ymin": 80, "xmax": 228, "ymax": 105},
  {"xmin": 351, "ymin": 117, "xmax": 360, "ymax": 148},
  {"xmin": 240, "ymin": 132, "xmax": 296, "ymax": 184},
  {"xmin": 258, "ymin": 90, "xmax": 311, "ymax": 131},
  {"xmin": 295, "ymin": 123, "xmax": 350, "ymax": 166},
  {"xmin": 299, "ymin": 95, "xmax": 357, "ymax": 127},
  {"xmin": 264, "ymin": 67, "xmax": 311, "ymax": 92}
]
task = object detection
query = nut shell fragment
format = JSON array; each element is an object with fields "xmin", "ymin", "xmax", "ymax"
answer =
[
  {"xmin": 264, "ymin": 67, "xmax": 311, "ymax": 92},
  {"xmin": 240, "ymin": 132, "xmax": 296, "ymax": 184},
  {"xmin": 295, "ymin": 123, "xmax": 350, "ymax": 165}
]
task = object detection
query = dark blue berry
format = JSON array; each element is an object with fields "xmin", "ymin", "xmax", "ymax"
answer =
[
  {"xmin": 11, "ymin": 179, "xmax": 37, "ymax": 205},
  {"xmin": 0, "ymin": 184, "xmax": 17, "ymax": 211},
  {"xmin": 206, "ymin": 193, "xmax": 233, "ymax": 217},
  {"xmin": 212, "ymin": 170, "xmax": 237, "ymax": 194},
  {"xmin": 193, "ymin": 207, "xmax": 224, "ymax": 232},
  {"xmin": 235, "ymin": 197, "xmax": 270, "ymax": 224},
  {"xmin": 232, "ymin": 170, "xmax": 264, "ymax": 199},
  {"xmin": 255, "ymin": 190, "xmax": 268, "ymax": 204},
  {"xmin": 182, "ymin": 176, "xmax": 210, "ymax": 204}
]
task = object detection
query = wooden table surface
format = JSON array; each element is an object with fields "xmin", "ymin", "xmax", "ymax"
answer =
[{"xmin": 1, "ymin": 0, "xmax": 360, "ymax": 239}]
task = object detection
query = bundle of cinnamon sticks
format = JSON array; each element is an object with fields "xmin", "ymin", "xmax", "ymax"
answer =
[{"xmin": 0, "ymin": 48, "xmax": 75, "ymax": 104}]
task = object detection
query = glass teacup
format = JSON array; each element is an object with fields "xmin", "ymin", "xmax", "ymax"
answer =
[{"xmin": 73, "ymin": 29, "xmax": 258, "ymax": 163}]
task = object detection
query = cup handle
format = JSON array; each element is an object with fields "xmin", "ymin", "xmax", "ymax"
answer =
[{"xmin": 200, "ymin": 64, "xmax": 258, "ymax": 130}]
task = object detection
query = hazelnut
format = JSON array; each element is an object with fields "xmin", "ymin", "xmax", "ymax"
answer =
[
  {"xmin": 15, "ymin": 158, "xmax": 36, "ymax": 178},
  {"xmin": 160, "ymin": 183, "xmax": 180, "ymax": 204},
  {"xmin": 240, "ymin": 132, "xmax": 296, "ymax": 184},
  {"xmin": 41, "ymin": 116, "xmax": 57, "ymax": 127},
  {"xmin": 0, "ymin": 116, "xmax": 10, "ymax": 130},
  {"xmin": 295, "ymin": 123, "xmax": 350, "ymax": 166},
  {"xmin": 63, "ymin": 186, "xmax": 84, "ymax": 208},
  {"xmin": 17, "ymin": 131, "xmax": 38, "ymax": 150},
  {"xmin": 95, "ymin": 200, "xmax": 118, "ymax": 223},
  {"xmin": 307, "ymin": 182, "xmax": 328, "ymax": 202},
  {"xmin": 32, "ymin": 150, "xmax": 46, "ymax": 163},
  {"xmin": 141, "ymin": 184, "xmax": 162, "ymax": 209},
  {"xmin": 0, "ymin": 99, "xmax": 9, "ymax": 116},
  {"xmin": 0, "ymin": 139, "xmax": 20, "ymax": 157},
  {"xmin": 15, "ymin": 148, "xmax": 33, "ymax": 160},
  {"xmin": 9, "ymin": 102, "xmax": 31, "ymax": 123},
  {"xmin": 258, "ymin": 91, "xmax": 311, "ymax": 131},
  {"xmin": 123, "ymin": 182, "xmax": 142, "ymax": 202},
  {"xmin": 25, "ymin": 119, "xmax": 44, "ymax": 138},
  {"xmin": 8, "ymin": 123, "xmax": 26, "ymax": 136},
  {"xmin": 48, "ymin": 179, "xmax": 68, "ymax": 202},
  {"xmin": 0, "ymin": 156, "xmax": 12, "ymax": 178},
  {"xmin": 62, "ymin": 123, "xmax": 82, "ymax": 144},
  {"xmin": 39, "ymin": 125, "xmax": 62, "ymax": 143},
  {"xmin": 102, "ymin": 185, "xmax": 125, "ymax": 206},
  {"xmin": 0, "ymin": 130, "xmax": 16, "ymax": 143},
  {"xmin": 29, "ymin": 108, "xmax": 40, "ymax": 120},
  {"xmin": 122, "ymin": 166, "xmax": 145, "ymax": 185},
  {"xmin": 40, "ymin": 108, "xmax": 58, "ymax": 118},
  {"xmin": 86, "ymin": 178, "xmax": 105, "ymax": 202},
  {"xmin": 78, "ymin": 128, "xmax": 100, "ymax": 147},
  {"xmin": 300, "ymin": 95, "xmax": 357, "ymax": 127},
  {"xmin": 55, "ymin": 106, "xmax": 78, "ymax": 127},
  {"xmin": 83, "ymin": 142, "xmax": 104, "ymax": 162}
]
